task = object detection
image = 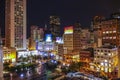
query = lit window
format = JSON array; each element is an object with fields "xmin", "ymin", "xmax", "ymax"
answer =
[
  {"xmin": 106, "ymin": 37, "xmax": 109, "ymax": 39},
  {"xmin": 105, "ymin": 63, "xmax": 108, "ymax": 66},
  {"xmin": 113, "ymin": 31, "xmax": 116, "ymax": 33},
  {"xmin": 108, "ymin": 53, "xmax": 111, "ymax": 56},
  {"xmin": 101, "ymin": 67, "xmax": 104, "ymax": 71},
  {"xmin": 101, "ymin": 52, "xmax": 103, "ymax": 55},
  {"xmin": 105, "ymin": 68, "xmax": 108, "ymax": 72},
  {"xmin": 109, "ymin": 68, "xmax": 111, "ymax": 72},
  {"xmin": 104, "ymin": 60, "xmax": 107, "ymax": 62},
  {"xmin": 101, "ymin": 62, "xmax": 104, "ymax": 66},
  {"xmin": 103, "ymin": 37, "xmax": 105, "ymax": 39},
  {"xmin": 103, "ymin": 32, "xmax": 105, "ymax": 34},
  {"xmin": 110, "ymin": 37, "xmax": 112, "ymax": 39},
  {"xmin": 106, "ymin": 31, "xmax": 109, "ymax": 33},
  {"xmin": 109, "ymin": 64, "xmax": 111, "ymax": 67},
  {"xmin": 109, "ymin": 31, "xmax": 112, "ymax": 33},
  {"xmin": 113, "ymin": 37, "xmax": 116, "ymax": 39},
  {"xmin": 94, "ymin": 58, "xmax": 96, "ymax": 60}
]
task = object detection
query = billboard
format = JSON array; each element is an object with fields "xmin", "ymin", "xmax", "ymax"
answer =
[
  {"xmin": 45, "ymin": 34, "xmax": 52, "ymax": 42},
  {"xmin": 64, "ymin": 26, "xmax": 73, "ymax": 34},
  {"xmin": 56, "ymin": 37, "xmax": 63, "ymax": 44}
]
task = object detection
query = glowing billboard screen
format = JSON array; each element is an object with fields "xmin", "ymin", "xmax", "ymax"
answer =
[
  {"xmin": 45, "ymin": 34, "xmax": 52, "ymax": 42},
  {"xmin": 56, "ymin": 37, "xmax": 63, "ymax": 44},
  {"xmin": 64, "ymin": 26, "xmax": 73, "ymax": 34}
]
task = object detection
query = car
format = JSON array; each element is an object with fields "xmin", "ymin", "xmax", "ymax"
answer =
[
  {"xmin": 66, "ymin": 72, "xmax": 75, "ymax": 77},
  {"xmin": 94, "ymin": 77, "xmax": 103, "ymax": 80},
  {"xmin": 72, "ymin": 72, "xmax": 84, "ymax": 78}
]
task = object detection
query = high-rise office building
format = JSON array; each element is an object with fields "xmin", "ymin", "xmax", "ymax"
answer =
[
  {"xmin": 63, "ymin": 26, "xmax": 81, "ymax": 52},
  {"xmin": 29, "ymin": 26, "xmax": 44, "ymax": 50},
  {"xmin": 30, "ymin": 26, "xmax": 44, "ymax": 42},
  {"xmin": 80, "ymin": 29, "xmax": 90, "ymax": 49},
  {"xmin": 5, "ymin": 0, "xmax": 26, "ymax": 50},
  {"xmin": 63, "ymin": 26, "xmax": 81, "ymax": 62},
  {"xmin": 93, "ymin": 45, "xmax": 118, "ymax": 78},
  {"xmin": 49, "ymin": 16, "xmax": 61, "ymax": 40},
  {"xmin": 73, "ymin": 22, "xmax": 81, "ymax": 50},
  {"xmin": 92, "ymin": 13, "xmax": 120, "ymax": 47}
]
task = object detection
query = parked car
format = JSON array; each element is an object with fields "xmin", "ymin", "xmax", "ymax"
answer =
[
  {"xmin": 66, "ymin": 72, "xmax": 75, "ymax": 77},
  {"xmin": 73, "ymin": 72, "xmax": 84, "ymax": 78}
]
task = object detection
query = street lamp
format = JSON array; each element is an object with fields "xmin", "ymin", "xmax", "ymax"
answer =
[{"xmin": 20, "ymin": 73, "xmax": 24, "ymax": 80}]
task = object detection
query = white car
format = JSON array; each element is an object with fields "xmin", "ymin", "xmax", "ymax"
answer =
[
  {"xmin": 66, "ymin": 72, "xmax": 75, "ymax": 77},
  {"xmin": 73, "ymin": 72, "xmax": 84, "ymax": 78}
]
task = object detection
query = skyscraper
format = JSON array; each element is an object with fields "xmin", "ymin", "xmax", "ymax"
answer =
[
  {"xmin": 92, "ymin": 13, "xmax": 120, "ymax": 47},
  {"xmin": 30, "ymin": 25, "xmax": 44, "ymax": 42},
  {"xmin": 63, "ymin": 26, "xmax": 81, "ymax": 53},
  {"xmin": 29, "ymin": 25, "xmax": 44, "ymax": 50},
  {"xmin": 63, "ymin": 26, "xmax": 81, "ymax": 62},
  {"xmin": 49, "ymin": 16, "xmax": 61, "ymax": 41},
  {"xmin": 5, "ymin": 0, "xmax": 26, "ymax": 50}
]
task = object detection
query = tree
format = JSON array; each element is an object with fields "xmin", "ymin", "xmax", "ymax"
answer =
[
  {"xmin": 3, "ymin": 62, "xmax": 10, "ymax": 71},
  {"xmin": 8, "ymin": 66, "xmax": 16, "ymax": 73},
  {"xmin": 69, "ymin": 62, "xmax": 83, "ymax": 72}
]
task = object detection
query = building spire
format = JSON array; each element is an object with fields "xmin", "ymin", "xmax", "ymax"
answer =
[{"xmin": 44, "ymin": 24, "xmax": 47, "ymax": 30}]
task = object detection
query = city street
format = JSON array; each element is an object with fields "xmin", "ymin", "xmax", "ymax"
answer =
[{"xmin": 4, "ymin": 62, "xmax": 47, "ymax": 80}]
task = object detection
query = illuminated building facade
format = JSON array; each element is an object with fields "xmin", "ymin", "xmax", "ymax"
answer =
[
  {"xmin": 80, "ymin": 29, "xmax": 90, "ymax": 49},
  {"xmin": 57, "ymin": 44, "xmax": 63, "ymax": 56},
  {"xmin": 63, "ymin": 26, "xmax": 81, "ymax": 63},
  {"xmin": 5, "ymin": 0, "xmax": 27, "ymax": 50},
  {"xmin": 74, "ymin": 22, "xmax": 81, "ymax": 33},
  {"xmin": 73, "ymin": 22, "xmax": 81, "ymax": 50},
  {"xmin": 92, "ymin": 29, "xmax": 102, "ymax": 47},
  {"xmin": 79, "ymin": 49, "xmax": 92, "ymax": 69},
  {"xmin": 91, "ymin": 16, "xmax": 104, "ymax": 47},
  {"xmin": 118, "ymin": 48, "xmax": 120, "ymax": 78},
  {"xmin": 63, "ymin": 26, "xmax": 74, "ymax": 53},
  {"xmin": 50, "ymin": 16, "xmax": 61, "ymax": 40},
  {"xmin": 92, "ymin": 16, "xmax": 105, "ymax": 30},
  {"xmin": 17, "ymin": 50, "xmax": 38, "ymax": 59},
  {"xmin": 93, "ymin": 45, "xmax": 118, "ymax": 78},
  {"xmin": 63, "ymin": 26, "xmax": 81, "ymax": 52},
  {"xmin": 80, "ymin": 50, "xmax": 92, "ymax": 63},
  {"xmin": 37, "ymin": 42, "xmax": 55, "ymax": 52},
  {"xmin": 30, "ymin": 26, "xmax": 44, "ymax": 41},
  {"xmin": 29, "ymin": 26, "xmax": 44, "ymax": 50},
  {"xmin": 37, "ymin": 34, "xmax": 54, "ymax": 51},
  {"xmin": 101, "ymin": 19, "xmax": 120, "ymax": 46},
  {"xmin": 3, "ymin": 47, "xmax": 16, "ymax": 63},
  {"xmin": 92, "ymin": 14, "xmax": 120, "ymax": 47}
]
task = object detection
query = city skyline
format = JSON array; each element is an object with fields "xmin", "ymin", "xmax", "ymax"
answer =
[
  {"xmin": 0, "ymin": 0, "xmax": 120, "ymax": 37},
  {"xmin": 0, "ymin": 0, "xmax": 120, "ymax": 79}
]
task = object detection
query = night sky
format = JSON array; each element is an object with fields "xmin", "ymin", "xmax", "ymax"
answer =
[{"xmin": 0, "ymin": 0, "xmax": 120, "ymax": 37}]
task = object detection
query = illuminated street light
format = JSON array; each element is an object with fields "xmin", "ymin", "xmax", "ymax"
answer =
[{"xmin": 20, "ymin": 73, "xmax": 24, "ymax": 77}]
